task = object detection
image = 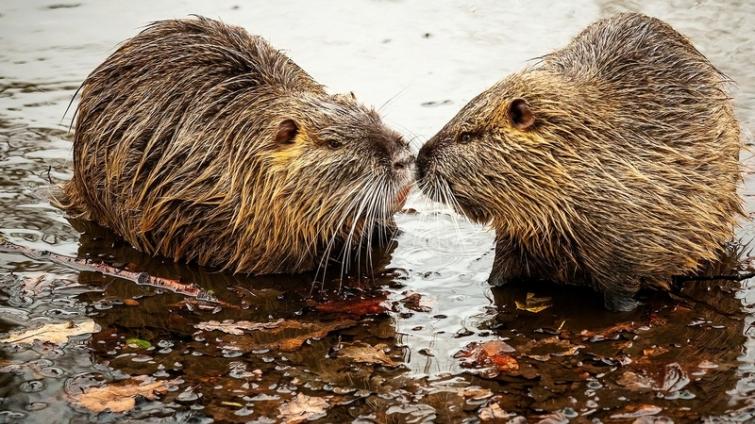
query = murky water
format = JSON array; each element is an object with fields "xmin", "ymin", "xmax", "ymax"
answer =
[{"xmin": 2, "ymin": 0, "xmax": 755, "ymax": 422}]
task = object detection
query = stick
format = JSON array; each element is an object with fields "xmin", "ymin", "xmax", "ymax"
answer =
[{"xmin": 1, "ymin": 239, "xmax": 218, "ymax": 302}]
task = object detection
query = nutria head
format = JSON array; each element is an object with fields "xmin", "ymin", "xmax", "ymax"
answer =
[
  {"xmin": 259, "ymin": 90, "xmax": 415, "ymax": 268},
  {"xmin": 59, "ymin": 17, "xmax": 413, "ymax": 277},
  {"xmin": 416, "ymin": 71, "xmax": 559, "ymax": 230}
]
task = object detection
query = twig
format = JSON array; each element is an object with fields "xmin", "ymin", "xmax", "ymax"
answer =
[{"xmin": 0, "ymin": 238, "xmax": 218, "ymax": 303}]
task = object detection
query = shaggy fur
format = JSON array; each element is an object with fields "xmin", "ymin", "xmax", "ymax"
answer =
[
  {"xmin": 416, "ymin": 13, "xmax": 743, "ymax": 310},
  {"xmin": 57, "ymin": 17, "xmax": 414, "ymax": 276}
]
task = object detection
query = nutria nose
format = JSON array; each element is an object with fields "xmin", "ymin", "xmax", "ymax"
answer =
[
  {"xmin": 393, "ymin": 155, "xmax": 414, "ymax": 171},
  {"xmin": 416, "ymin": 143, "xmax": 432, "ymax": 180}
]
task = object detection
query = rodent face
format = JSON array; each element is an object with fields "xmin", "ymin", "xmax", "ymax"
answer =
[
  {"xmin": 264, "ymin": 92, "xmax": 414, "ymax": 251},
  {"xmin": 416, "ymin": 78, "xmax": 561, "ymax": 228}
]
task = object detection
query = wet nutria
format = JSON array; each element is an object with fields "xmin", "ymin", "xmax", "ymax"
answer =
[
  {"xmin": 57, "ymin": 17, "xmax": 414, "ymax": 276},
  {"xmin": 416, "ymin": 13, "xmax": 743, "ymax": 310}
]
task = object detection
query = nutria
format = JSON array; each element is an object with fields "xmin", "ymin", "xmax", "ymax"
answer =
[
  {"xmin": 56, "ymin": 17, "xmax": 414, "ymax": 276},
  {"xmin": 416, "ymin": 13, "xmax": 743, "ymax": 310}
]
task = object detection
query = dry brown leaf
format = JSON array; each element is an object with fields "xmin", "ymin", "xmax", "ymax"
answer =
[
  {"xmin": 515, "ymin": 292, "xmax": 552, "ymax": 313},
  {"xmin": 310, "ymin": 296, "xmax": 387, "ymax": 316},
  {"xmin": 195, "ymin": 319, "xmax": 284, "ymax": 335},
  {"xmin": 479, "ymin": 402, "xmax": 512, "ymax": 421},
  {"xmin": 0, "ymin": 319, "xmax": 99, "ymax": 346},
  {"xmin": 278, "ymin": 393, "xmax": 329, "ymax": 423},
  {"xmin": 337, "ymin": 342, "xmax": 400, "ymax": 367},
  {"xmin": 519, "ymin": 336, "xmax": 584, "ymax": 361},
  {"xmin": 220, "ymin": 319, "xmax": 356, "ymax": 352},
  {"xmin": 275, "ymin": 320, "xmax": 353, "ymax": 351},
  {"xmin": 617, "ymin": 371, "xmax": 655, "ymax": 391},
  {"xmin": 610, "ymin": 404, "xmax": 663, "ymax": 419},
  {"xmin": 456, "ymin": 340, "xmax": 519, "ymax": 375},
  {"xmin": 461, "ymin": 386, "xmax": 494, "ymax": 401},
  {"xmin": 70, "ymin": 378, "xmax": 178, "ymax": 413}
]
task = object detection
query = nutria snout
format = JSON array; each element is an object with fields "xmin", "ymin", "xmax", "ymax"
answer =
[
  {"xmin": 417, "ymin": 13, "xmax": 743, "ymax": 311},
  {"xmin": 56, "ymin": 16, "xmax": 414, "ymax": 276}
]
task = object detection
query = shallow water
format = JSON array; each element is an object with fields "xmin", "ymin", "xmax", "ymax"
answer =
[{"xmin": 1, "ymin": 0, "xmax": 755, "ymax": 422}]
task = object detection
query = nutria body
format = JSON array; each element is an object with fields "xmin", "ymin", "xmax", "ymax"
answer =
[
  {"xmin": 58, "ymin": 17, "xmax": 413, "ymax": 275},
  {"xmin": 416, "ymin": 13, "xmax": 742, "ymax": 310}
]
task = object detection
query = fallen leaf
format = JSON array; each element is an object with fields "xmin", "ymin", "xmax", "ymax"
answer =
[
  {"xmin": 337, "ymin": 342, "xmax": 400, "ymax": 367},
  {"xmin": 519, "ymin": 336, "xmax": 584, "ymax": 360},
  {"xmin": 69, "ymin": 378, "xmax": 178, "ymax": 413},
  {"xmin": 580, "ymin": 322, "xmax": 636, "ymax": 341},
  {"xmin": 399, "ymin": 291, "xmax": 432, "ymax": 312},
  {"xmin": 456, "ymin": 340, "xmax": 518, "ymax": 375},
  {"xmin": 195, "ymin": 319, "xmax": 284, "ymax": 335},
  {"xmin": 0, "ymin": 319, "xmax": 99, "ymax": 346},
  {"xmin": 278, "ymin": 393, "xmax": 329, "ymax": 423},
  {"xmin": 123, "ymin": 299, "xmax": 140, "ymax": 306},
  {"xmin": 310, "ymin": 296, "xmax": 387, "ymax": 316},
  {"xmin": 610, "ymin": 404, "xmax": 663, "ymax": 419},
  {"xmin": 221, "ymin": 319, "xmax": 356, "ymax": 352},
  {"xmin": 617, "ymin": 371, "xmax": 655, "ymax": 391},
  {"xmin": 659, "ymin": 363, "xmax": 689, "ymax": 392},
  {"xmin": 478, "ymin": 402, "xmax": 512, "ymax": 421},
  {"xmin": 515, "ymin": 292, "xmax": 552, "ymax": 313},
  {"xmin": 126, "ymin": 338, "xmax": 152, "ymax": 349},
  {"xmin": 461, "ymin": 386, "xmax": 493, "ymax": 401}
]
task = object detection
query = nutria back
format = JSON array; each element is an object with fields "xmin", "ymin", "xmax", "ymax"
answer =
[
  {"xmin": 417, "ymin": 13, "xmax": 742, "ymax": 310},
  {"xmin": 59, "ymin": 17, "xmax": 414, "ymax": 275}
]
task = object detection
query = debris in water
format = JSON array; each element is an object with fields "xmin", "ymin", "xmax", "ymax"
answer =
[
  {"xmin": 0, "ymin": 319, "xmax": 99, "ymax": 346},
  {"xmin": 610, "ymin": 404, "xmax": 663, "ymax": 419},
  {"xmin": 69, "ymin": 377, "xmax": 179, "ymax": 413},
  {"xmin": 456, "ymin": 340, "xmax": 518, "ymax": 376},
  {"xmin": 515, "ymin": 292, "xmax": 552, "ymax": 313},
  {"xmin": 195, "ymin": 319, "xmax": 284, "ymax": 335},
  {"xmin": 278, "ymin": 393, "xmax": 330, "ymax": 423},
  {"xmin": 478, "ymin": 402, "xmax": 513, "ymax": 421},
  {"xmin": 125, "ymin": 337, "xmax": 152, "ymax": 349},
  {"xmin": 310, "ymin": 295, "xmax": 387, "ymax": 316},
  {"xmin": 336, "ymin": 342, "xmax": 400, "ymax": 367}
]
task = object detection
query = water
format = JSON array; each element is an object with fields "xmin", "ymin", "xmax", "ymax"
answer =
[{"xmin": 1, "ymin": 0, "xmax": 755, "ymax": 422}]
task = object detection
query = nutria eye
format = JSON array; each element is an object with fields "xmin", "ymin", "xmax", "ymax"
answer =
[
  {"xmin": 459, "ymin": 133, "xmax": 473, "ymax": 144},
  {"xmin": 328, "ymin": 139, "xmax": 342, "ymax": 149}
]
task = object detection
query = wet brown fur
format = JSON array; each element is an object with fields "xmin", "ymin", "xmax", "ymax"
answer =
[
  {"xmin": 417, "ymin": 13, "xmax": 743, "ymax": 310},
  {"xmin": 56, "ymin": 17, "xmax": 413, "ymax": 276}
]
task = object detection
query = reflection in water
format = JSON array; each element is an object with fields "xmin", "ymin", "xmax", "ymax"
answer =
[{"xmin": 1, "ymin": 0, "xmax": 755, "ymax": 422}]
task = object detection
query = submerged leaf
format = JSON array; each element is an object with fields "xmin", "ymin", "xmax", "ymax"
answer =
[
  {"xmin": 478, "ymin": 402, "xmax": 513, "ymax": 421},
  {"xmin": 126, "ymin": 338, "xmax": 152, "ymax": 349},
  {"xmin": 610, "ymin": 404, "xmax": 663, "ymax": 419},
  {"xmin": 456, "ymin": 340, "xmax": 518, "ymax": 375},
  {"xmin": 278, "ymin": 393, "xmax": 329, "ymax": 423},
  {"xmin": 515, "ymin": 292, "xmax": 552, "ymax": 313},
  {"xmin": 195, "ymin": 319, "xmax": 284, "ymax": 335},
  {"xmin": 69, "ymin": 378, "xmax": 178, "ymax": 413},
  {"xmin": 310, "ymin": 296, "xmax": 387, "ymax": 316},
  {"xmin": 219, "ymin": 319, "xmax": 357, "ymax": 352},
  {"xmin": 0, "ymin": 319, "xmax": 99, "ymax": 346},
  {"xmin": 337, "ymin": 342, "xmax": 400, "ymax": 367}
]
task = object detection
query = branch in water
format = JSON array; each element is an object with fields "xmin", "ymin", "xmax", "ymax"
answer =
[{"xmin": 0, "ymin": 239, "xmax": 218, "ymax": 302}]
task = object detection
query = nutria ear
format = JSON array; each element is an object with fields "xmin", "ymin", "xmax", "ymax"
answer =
[
  {"xmin": 507, "ymin": 98, "xmax": 535, "ymax": 130},
  {"xmin": 275, "ymin": 119, "xmax": 298, "ymax": 144}
]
